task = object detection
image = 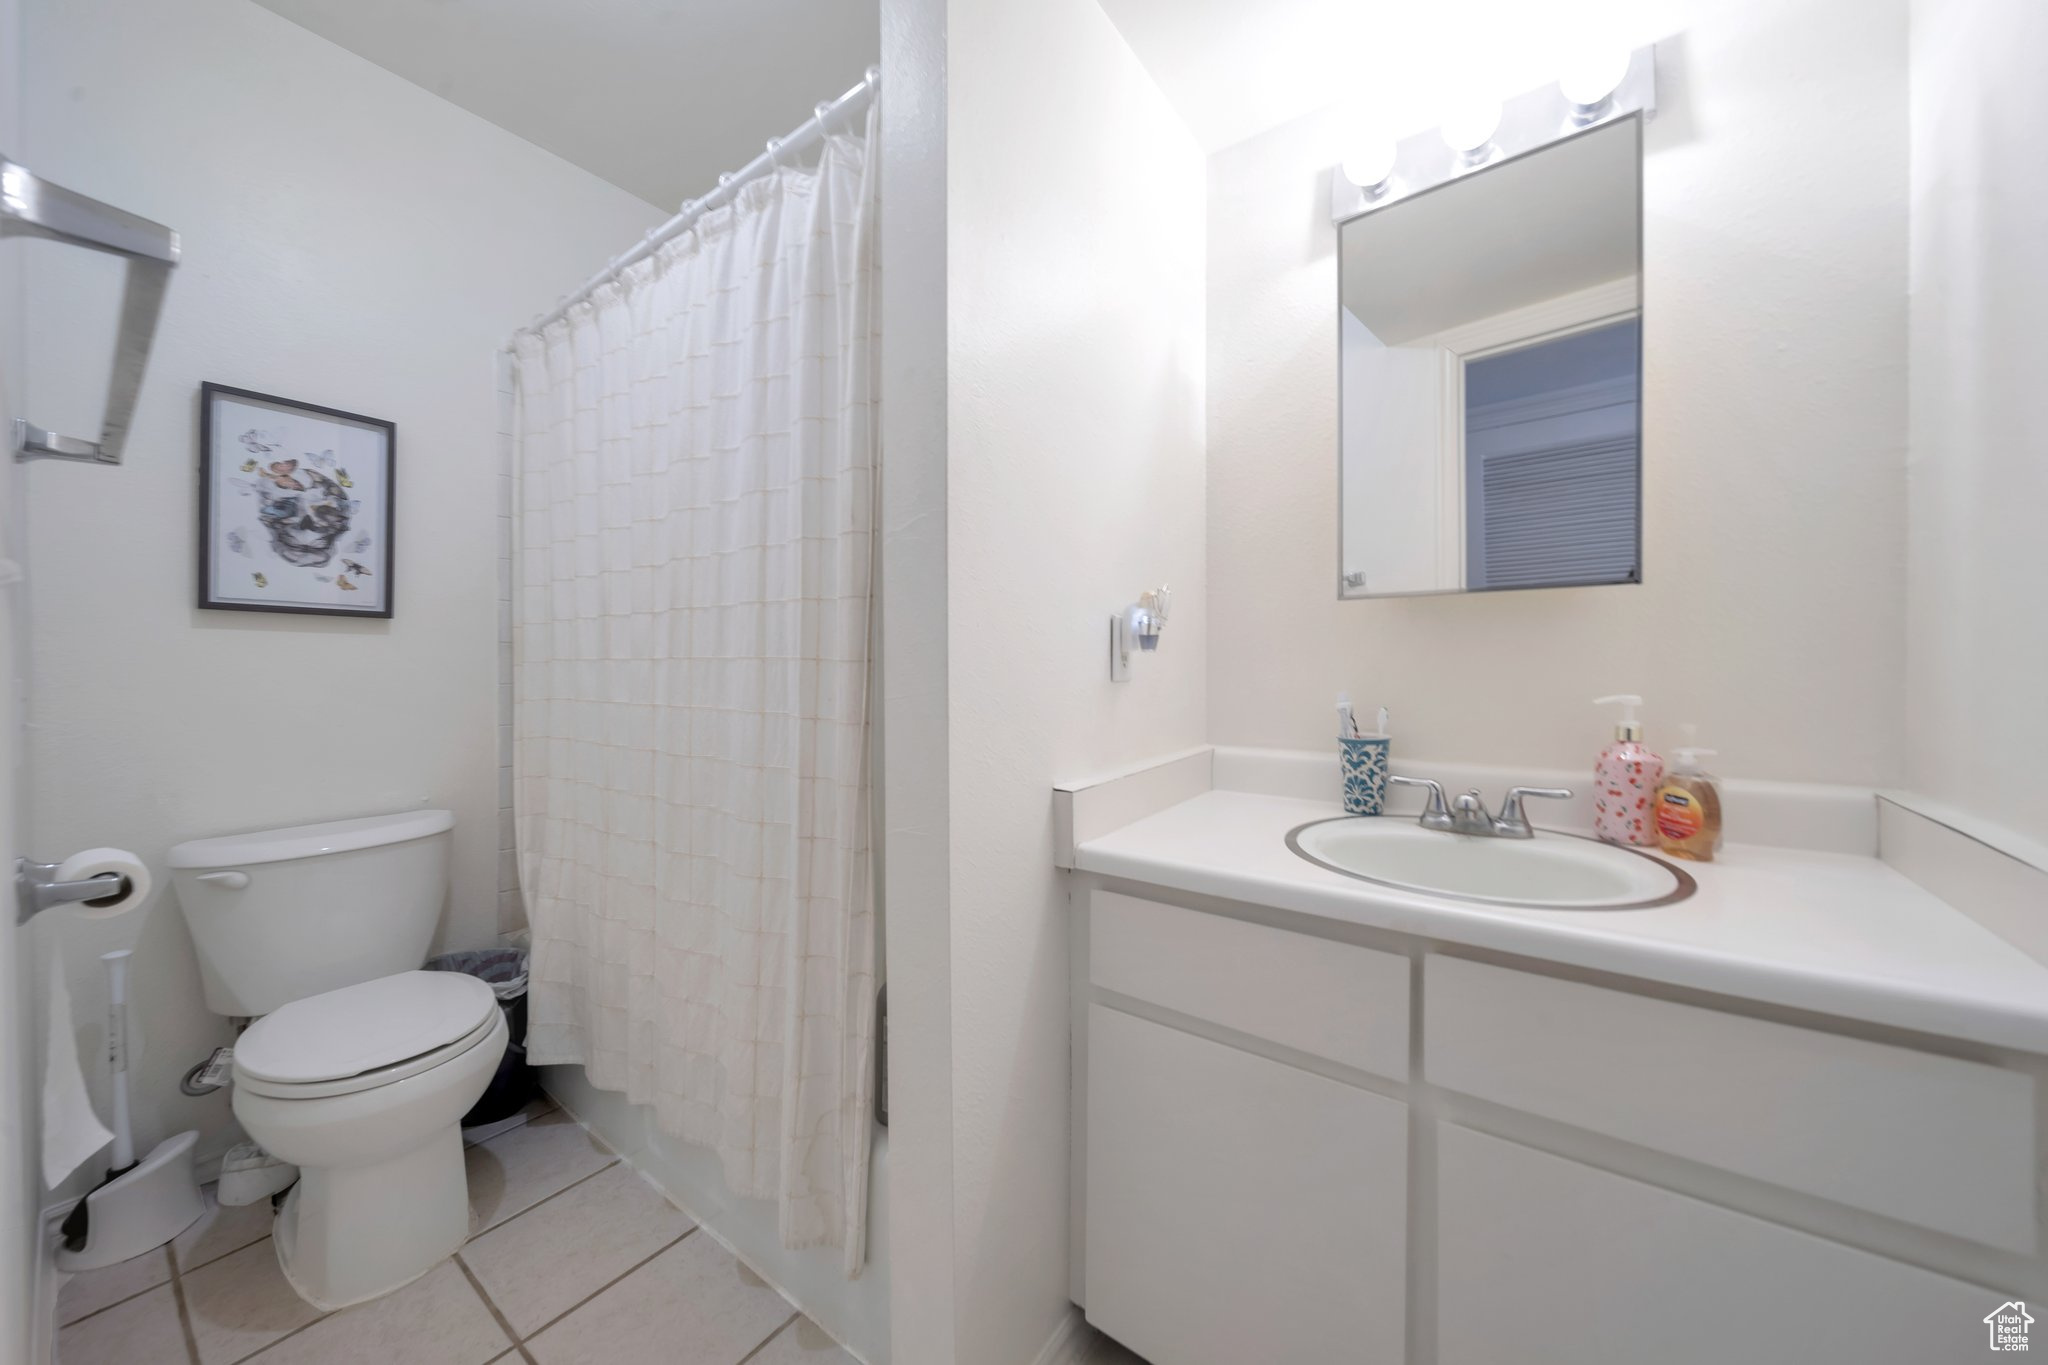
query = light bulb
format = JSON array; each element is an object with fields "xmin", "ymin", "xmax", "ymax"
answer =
[
  {"xmin": 1441, "ymin": 100, "xmax": 1501, "ymax": 157},
  {"xmin": 1559, "ymin": 50, "xmax": 1630, "ymax": 110},
  {"xmin": 1341, "ymin": 138, "xmax": 1397, "ymax": 191}
]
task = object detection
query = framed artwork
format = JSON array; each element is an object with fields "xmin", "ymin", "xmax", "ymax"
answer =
[{"xmin": 198, "ymin": 382, "xmax": 395, "ymax": 617}]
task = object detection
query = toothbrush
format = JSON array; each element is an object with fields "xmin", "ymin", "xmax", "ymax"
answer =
[
  {"xmin": 1337, "ymin": 693, "xmax": 1361, "ymax": 740},
  {"xmin": 1376, "ymin": 707, "xmax": 1389, "ymax": 739}
]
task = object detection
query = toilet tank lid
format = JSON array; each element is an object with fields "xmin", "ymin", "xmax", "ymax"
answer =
[{"xmin": 168, "ymin": 809, "xmax": 455, "ymax": 868}]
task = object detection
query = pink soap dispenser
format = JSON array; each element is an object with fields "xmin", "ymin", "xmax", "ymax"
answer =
[{"xmin": 1592, "ymin": 694, "xmax": 1664, "ymax": 847}]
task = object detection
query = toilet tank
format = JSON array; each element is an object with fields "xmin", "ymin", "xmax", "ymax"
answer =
[{"xmin": 169, "ymin": 809, "xmax": 456, "ymax": 1016}]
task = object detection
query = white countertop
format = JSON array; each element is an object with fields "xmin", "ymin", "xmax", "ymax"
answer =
[{"xmin": 1073, "ymin": 789, "xmax": 2048, "ymax": 1055}]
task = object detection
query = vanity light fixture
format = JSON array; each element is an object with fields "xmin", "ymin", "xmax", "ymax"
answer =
[
  {"xmin": 1341, "ymin": 138, "xmax": 1398, "ymax": 194},
  {"xmin": 1329, "ymin": 44, "xmax": 1655, "ymax": 227},
  {"xmin": 1559, "ymin": 50, "xmax": 1632, "ymax": 122},
  {"xmin": 1441, "ymin": 99, "xmax": 1502, "ymax": 164}
]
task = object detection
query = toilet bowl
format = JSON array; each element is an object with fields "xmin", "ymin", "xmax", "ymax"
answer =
[
  {"xmin": 170, "ymin": 809, "xmax": 501, "ymax": 1309},
  {"xmin": 230, "ymin": 970, "xmax": 508, "ymax": 1310}
]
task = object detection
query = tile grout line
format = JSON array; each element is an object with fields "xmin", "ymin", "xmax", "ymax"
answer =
[
  {"xmin": 93, "ymin": 1103, "xmax": 599, "ymax": 1365},
  {"xmin": 171, "ymin": 1220, "xmax": 276, "ymax": 1279},
  {"xmin": 226, "ymin": 1298, "xmax": 333, "ymax": 1365},
  {"xmin": 470, "ymin": 1151, "xmax": 620, "ymax": 1240},
  {"xmin": 733, "ymin": 1310, "xmax": 802, "ymax": 1365},
  {"xmin": 461, "ymin": 1100, "xmax": 560, "ymax": 1154},
  {"xmin": 164, "ymin": 1244, "xmax": 204, "ymax": 1365},
  {"xmin": 454, "ymin": 1253, "xmax": 536, "ymax": 1365},
  {"xmin": 52, "ymin": 1255, "xmax": 174, "ymax": 1331},
  {"xmin": 512, "ymin": 1227, "xmax": 698, "ymax": 1345},
  {"xmin": 221, "ymin": 1144, "xmax": 606, "ymax": 1365}
]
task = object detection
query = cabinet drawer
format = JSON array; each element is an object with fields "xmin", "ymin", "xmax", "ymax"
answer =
[
  {"xmin": 1424, "ymin": 954, "xmax": 2038, "ymax": 1253},
  {"xmin": 1087, "ymin": 1006, "xmax": 1407, "ymax": 1365},
  {"xmin": 1437, "ymin": 1124, "xmax": 1998, "ymax": 1365},
  {"xmin": 1090, "ymin": 891, "xmax": 1409, "ymax": 1079}
]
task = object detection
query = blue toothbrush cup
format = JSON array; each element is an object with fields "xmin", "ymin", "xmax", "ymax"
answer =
[{"xmin": 1339, "ymin": 736, "xmax": 1391, "ymax": 816}]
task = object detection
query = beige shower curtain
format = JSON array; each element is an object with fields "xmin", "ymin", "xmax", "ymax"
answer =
[{"xmin": 509, "ymin": 103, "xmax": 878, "ymax": 1273}]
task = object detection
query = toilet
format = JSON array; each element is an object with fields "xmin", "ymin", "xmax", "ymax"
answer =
[{"xmin": 168, "ymin": 810, "xmax": 508, "ymax": 1310}]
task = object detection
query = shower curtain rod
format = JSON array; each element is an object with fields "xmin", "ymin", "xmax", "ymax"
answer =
[{"xmin": 508, "ymin": 66, "xmax": 880, "ymax": 346}]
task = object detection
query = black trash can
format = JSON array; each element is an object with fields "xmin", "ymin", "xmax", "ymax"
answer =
[{"xmin": 426, "ymin": 947, "xmax": 535, "ymax": 1127}]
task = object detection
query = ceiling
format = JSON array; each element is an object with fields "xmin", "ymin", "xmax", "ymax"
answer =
[
  {"xmin": 250, "ymin": 0, "xmax": 1687, "ymax": 207},
  {"xmin": 251, "ymin": 0, "xmax": 879, "ymax": 209},
  {"xmin": 1095, "ymin": 0, "xmax": 1690, "ymax": 153}
]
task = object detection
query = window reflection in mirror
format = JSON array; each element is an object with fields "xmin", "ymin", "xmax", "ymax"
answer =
[{"xmin": 1338, "ymin": 115, "xmax": 1642, "ymax": 598}]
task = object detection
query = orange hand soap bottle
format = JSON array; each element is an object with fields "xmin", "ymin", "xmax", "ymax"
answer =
[
  {"xmin": 1592, "ymin": 695, "xmax": 1663, "ymax": 847},
  {"xmin": 1654, "ymin": 726, "xmax": 1724, "ymax": 861}
]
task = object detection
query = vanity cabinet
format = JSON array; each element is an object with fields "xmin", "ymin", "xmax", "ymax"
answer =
[
  {"xmin": 1436, "ymin": 1124, "xmax": 1991, "ymax": 1365},
  {"xmin": 1425, "ymin": 954, "xmax": 2037, "ymax": 1254},
  {"xmin": 1074, "ymin": 887, "xmax": 2045, "ymax": 1365},
  {"xmin": 1085, "ymin": 1006, "xmax": 1408, "ymax": 1365},
  {"xmin": 1081, "ymin": 891, "xmax": 1411, "ymax": 1365}
]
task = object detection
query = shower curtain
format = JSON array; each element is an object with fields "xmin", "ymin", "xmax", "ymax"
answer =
[{"xmin": 510, "ymin": 103, "xmax": 878, "ymax": 1273}]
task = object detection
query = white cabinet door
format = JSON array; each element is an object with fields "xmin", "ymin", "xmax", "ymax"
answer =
[
  {"xmin": 1425, "ymin": 954, "xmax": 2037, "ymax": 1252},
  {"xmin": 1092, "ymin": 891, "xmax": 1411, "ymax": 1079},
  {"xmin": 1085, "ymin": 1005, "xmax": 1407, "ymax": 1365},
  {"xmin": 1437, "ymin": 1123, "xmax": 2003, "ymax": 1365}
]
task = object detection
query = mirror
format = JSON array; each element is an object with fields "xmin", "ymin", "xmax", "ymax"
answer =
[{"xmin": 1339, "ymin": 115, "xmax": 1642, "ymax": 598}]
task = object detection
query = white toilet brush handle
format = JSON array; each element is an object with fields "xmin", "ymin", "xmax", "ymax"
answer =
[{"xmin": 103, "ymin": 950, "xmax": 134, "ymax": 1171}]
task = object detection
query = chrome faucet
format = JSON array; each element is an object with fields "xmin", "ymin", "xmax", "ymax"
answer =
[{"xmin": 1386, "ymin": 776, "xmax": 1573, "ymax": 839}]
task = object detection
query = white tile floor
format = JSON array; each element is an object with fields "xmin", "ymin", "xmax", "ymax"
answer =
[{"xmin": 55, "ymin": 1097, "xmax": 856, "ymax": 1365}]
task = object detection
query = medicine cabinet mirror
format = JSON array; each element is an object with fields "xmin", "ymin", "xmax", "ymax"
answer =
[{"xmin": 1338, "ymin": 114, "xmax": 1643, "ymax": 598}]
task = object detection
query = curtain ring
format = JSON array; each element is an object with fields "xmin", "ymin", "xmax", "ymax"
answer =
[{"xmin": 766, "ymin": 136, "xmax": 787, "ymax": 169}]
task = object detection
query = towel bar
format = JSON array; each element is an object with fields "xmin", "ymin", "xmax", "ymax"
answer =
[{"xmin": 1, "ymin": 152, "xmax": 179, "ymax": 465}]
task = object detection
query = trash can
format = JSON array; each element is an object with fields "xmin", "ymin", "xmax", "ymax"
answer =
[{"xmin": 425, "ymin": 948, "xmax": 534, "ymax": 1127}]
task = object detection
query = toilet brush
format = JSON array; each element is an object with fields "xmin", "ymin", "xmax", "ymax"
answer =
[
  {"xmin": 54, "ymin": 950, "xmax": 203, "ymax": 1271},
  {"xmin": 58, "ymin": 950, "xmax": 137, "ymax": 1250}
]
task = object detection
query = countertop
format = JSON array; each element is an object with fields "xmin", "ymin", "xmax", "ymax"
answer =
[{"xmin": 1073, "ymin": 789, "xmax": 2048, "ymax": 1055}]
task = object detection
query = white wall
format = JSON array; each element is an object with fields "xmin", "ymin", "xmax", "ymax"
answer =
[
  {"xmin": 876, "ymin": 0, "xmax": 959, "ymax": 1359},
  {"xmin": 0, "ymin": 0, "xmax": 39, "ymax": 1353},
  {"xmin": 940, "ymin": 0, "xmax": 1207, "ymax": 1358},
  {"xmin": 19, "ymin": 0, "xmax": 661, "ymax": 1194},
  {"xmin": 1208, "ymin": 0, "xmax": 1909, "ymax": 784},
  {"xmin": 1904, "ymin": 0, "xmax": 2048, "ymax": 846}
]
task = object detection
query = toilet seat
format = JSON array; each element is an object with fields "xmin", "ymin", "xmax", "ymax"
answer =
[{"xmin": 235, "ymin": 970, "xmax": 500, "ymax": 1100}]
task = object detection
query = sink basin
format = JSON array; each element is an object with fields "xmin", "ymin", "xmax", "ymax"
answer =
[{"xmin": 1286, "ymin": 817, "xmax": 1694, "ymax": 909}]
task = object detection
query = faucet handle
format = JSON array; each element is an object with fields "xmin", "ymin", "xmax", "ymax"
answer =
[
  {"xmin": 1388, "ymin": 774, "xmax": 1454, "ymax": 831},
  {"xmin": 1495, "ymin": 786, "xmax": 1574, "ymax": 838}
]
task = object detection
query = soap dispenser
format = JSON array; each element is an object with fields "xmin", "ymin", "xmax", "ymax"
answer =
[
  {"xmin": 1654, "ymin": 726, "xmax": 1723, "ymax": 861},
  {"xmin": 1592, "ymin": 695, "xmax": 1664, "ymax": 847}
]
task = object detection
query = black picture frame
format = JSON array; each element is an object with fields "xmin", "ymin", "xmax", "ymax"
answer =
[{"xmin": 197, "ymin": 382, "xmax": 396, "ymax": 618}]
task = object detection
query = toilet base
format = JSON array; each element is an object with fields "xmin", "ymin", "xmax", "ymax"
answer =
[{"xmin": 272, "ymin": 1125, "xmax": 470, "ymax": 1311}]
